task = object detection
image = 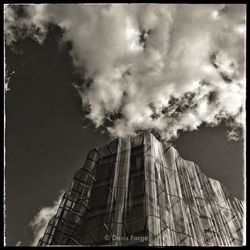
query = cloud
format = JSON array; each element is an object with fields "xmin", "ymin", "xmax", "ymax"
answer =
[
  {"xmin": 5, "ymin": 4, "xmax": 246, "ymax": 141},
  {"xmin": 29, "ymin": 191, "xmax": 64, "ymax": 246}
]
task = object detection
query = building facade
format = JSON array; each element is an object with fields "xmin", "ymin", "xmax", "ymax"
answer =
[{"xmin": 38, "ymin": 132, "xmax": 244, "ymax": 246}]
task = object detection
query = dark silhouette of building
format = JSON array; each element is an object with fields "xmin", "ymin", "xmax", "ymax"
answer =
[{"xmin": 38, "ymin": 132, "xmax": 244, "ymax": 246}]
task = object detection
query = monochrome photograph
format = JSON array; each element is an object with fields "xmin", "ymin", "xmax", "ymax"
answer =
[{"xmin": 4, "ymin": 3, "xmax": 246, "ymax": 246}]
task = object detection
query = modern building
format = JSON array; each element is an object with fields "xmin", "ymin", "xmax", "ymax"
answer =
[{"xmin": 38, "ymin": 132, "xmax": 244, "ymax": 246}]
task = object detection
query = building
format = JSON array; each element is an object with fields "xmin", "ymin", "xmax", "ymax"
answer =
[{"xmin": 38, "ymin": 132, "xmax": 244, "ymax": 246}]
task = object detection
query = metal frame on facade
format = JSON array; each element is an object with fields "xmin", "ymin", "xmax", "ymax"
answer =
[{"xmin": 38, "ymin": 132, "xmax": 244, "ymax": 246}]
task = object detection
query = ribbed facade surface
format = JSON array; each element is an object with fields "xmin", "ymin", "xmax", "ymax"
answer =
[{"xmin": 38, "ymin": 132, "xmax": 244, "ymax": 246}]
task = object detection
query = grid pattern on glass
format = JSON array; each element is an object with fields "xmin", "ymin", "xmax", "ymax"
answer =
[
  {"xmin": 37, "ymin": 147, "xmax": 103, "ymax": 246},
  {"xmin": 38, "ymin": 132, "xmax": 244, "ymax": 246},
  {"xmin": 143, "ymin": 133, "xmax": 244, "ymax": 246}
]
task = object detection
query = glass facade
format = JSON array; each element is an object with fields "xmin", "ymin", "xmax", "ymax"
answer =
[{"xmin": 38, "ymin": 132, "xmax": 244, "ymax": 246}]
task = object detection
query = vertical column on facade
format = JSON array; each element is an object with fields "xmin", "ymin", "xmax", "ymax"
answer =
[
  {"xmin": 162, "ymin": 145, "xmax": 191, "ymax": 246},
  {"xmin": 144, "ymin": 132, "xmax": 162, "ymax": 246},
  {"xmin": 109, "ymin": 137, "xmax": 131, "ymax": 246}
]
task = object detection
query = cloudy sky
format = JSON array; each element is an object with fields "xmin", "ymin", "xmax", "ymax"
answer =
[{"xmin": 4, "ymin": 4, "xmax": 245, "ymax": 246}]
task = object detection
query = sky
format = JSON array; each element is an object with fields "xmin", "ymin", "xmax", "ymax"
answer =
[{"xmin": 4, "ymin": 4, "xmax": 245, "ymax": 246}]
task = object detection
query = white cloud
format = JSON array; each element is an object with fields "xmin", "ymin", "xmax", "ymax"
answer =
[
  {"xmin": 5, "ymin": 4, "xmax": 246, "ymax": 141},
  {"xmin": 29, "ymin": 191, "xmax": 64, "ymax": 246}
]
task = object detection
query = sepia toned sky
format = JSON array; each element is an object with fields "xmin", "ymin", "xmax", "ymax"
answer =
[{"xmin": 4, "ymin": 4, "xmax": 245, "ymax": 246}]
